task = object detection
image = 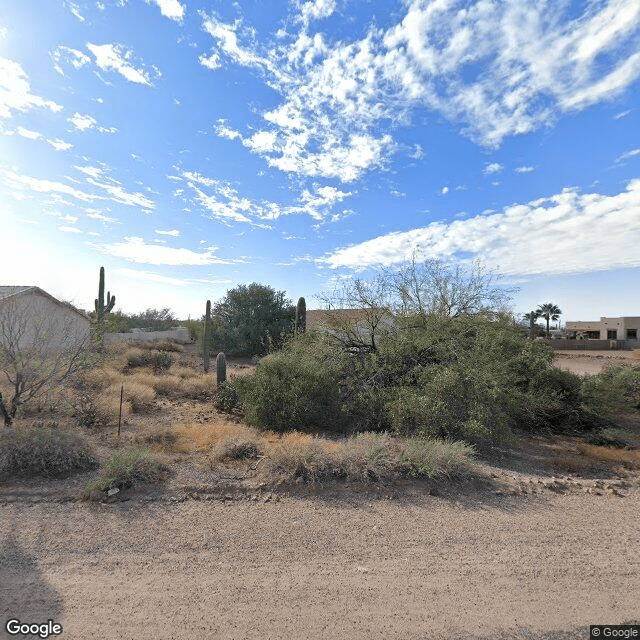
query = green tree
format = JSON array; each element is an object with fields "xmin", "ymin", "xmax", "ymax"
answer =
[
  {"xmin": 209, "ymin": 283, "xmax": 295, "ymax": 356},
  {"xmin": 536, "ymin": 303, "xmax": 562, "ymax": 336}
]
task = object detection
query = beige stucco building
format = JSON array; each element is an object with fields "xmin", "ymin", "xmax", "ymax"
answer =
[
  {"xmin": 0, "ymin": 286, "xmax": 90, "ymax": 352},
  {"xmin": 565, "ymin": 317, "xmax": 640, "ymax": 342}
]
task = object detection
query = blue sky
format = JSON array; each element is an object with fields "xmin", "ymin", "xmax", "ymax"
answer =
[{"xmin": 1, "ymin": 0, "xmax": 639, "ymax": 323}]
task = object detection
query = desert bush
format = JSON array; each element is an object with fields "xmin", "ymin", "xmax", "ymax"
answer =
[
  {"xmin": 210, "ymin": 436, "xmax": 262, "ymax": 462},
  {"xmin": 0, "ymin": 424, "xmax": 98, "ymax": 480},
  {"xmin": 149, "ymin": 374, "xmax": 183, "ymax": 397},
  {"xmin": 582, "ymin": 365, "xmax": 640, "ymax": 414},
  {"xmin": 214, "ymin": 380, "xmax": 243, "ymax": 412},
  {"xmin": 234, "ymin": 336, "xmax": 347, "ymax": 433},
  {"xmin": 75, "ymin": 393, "xmax": 132, "ymax": 429},
  {"xmin": 180, "ymin": 374, "xmax": 216, "ymax": 400},
  {"xmin": 125, "ymin": 348, "xmax": 172, "ymax": 372},
  {"xmin": 528, "ymin": 367, "xmax": 582, "ymax": 406},
  {"xmin": 84, "ymin": 445, "xmax": 169, "ymax": 494}
]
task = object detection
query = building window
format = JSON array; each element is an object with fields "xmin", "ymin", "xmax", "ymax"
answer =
[
  {"xmin": 586, "ymin": 331, "xmax": 600, "ymax": 339},
  {"xmin": 607, "ymin": 329, "xmax": 618, "ymax": 340},
  {"xmin": 627, "ymin": 329, "xmax": 638, "ymax": 340}
]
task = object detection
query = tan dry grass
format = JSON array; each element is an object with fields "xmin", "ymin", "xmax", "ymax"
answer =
[
  {"xmin": 105, "ymin": 382, "xmax": 156, "ymax": 413},
  {"xmin": 80, "ymin": 366, "xmax": 125, "ymax": 391},
  {"xmin": 174, "ymin": 418, "xmax": 260, "ymax": 453},
  {"xmin": 576, "ymin": 442, "xmax": 640, "ymax": 468}
]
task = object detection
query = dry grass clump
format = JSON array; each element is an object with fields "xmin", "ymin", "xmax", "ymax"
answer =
[
  {"xmin": 79, "ymin": 366, "xmax": 124, "ymax": 391},
  {"xmin": 83, "ymin": 445, "xmax": 170, "ymax": 496},
  {"xmin": 130, "ymin": 424, "xmax": 178, "ymax": 451},
  {"xmin": 576, "ymin": 442, "xmax": 640, "ymax": 469},
  {"xmin": 0, "ymin": 423, "xmax": 98, "ymax": 480},
  {"xmin": 169, "ymin": 365, "xmax": 198, "ymax": 379},
  {"xmin": 175, "ymin": 418, "xmax": 260, "ymax": 453},
  {"xmin": 180, "ymin": 374, "xmax": 217, "ymax": 400},
  {"xmin": 632, "ymin": 350, "xmax": 640, "ymax": 360},
  {"xmin": 76, "ymin": 393, "xmax": 132, "ymax": 429},
  {"xmin": 261, "ymin": 432, "xmax": 475, "ymax": 483},
  {"xmin": 105, "ymin": 382, "xmax": 156, "ymax": 413}
]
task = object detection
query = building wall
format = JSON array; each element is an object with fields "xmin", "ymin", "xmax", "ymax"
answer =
[
  {"xmin": 0, "ymin": 290, "xmax": 90, "ymax": 352},
  {"xmin": 566, "ymin": 317, "xmax": 640, "ymax": 342}
]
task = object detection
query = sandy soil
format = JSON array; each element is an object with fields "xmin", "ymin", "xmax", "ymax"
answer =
[
  {"xmin": 2, "ymin": 348, "xmax": 640, "ymax": 639},
  {"xmin": 2, "ymin": 464, "xmax": 639, "ymax": 640},
  {"xmin": 553, "ymin": 349, "xmax": 639, "ymax": 376}
]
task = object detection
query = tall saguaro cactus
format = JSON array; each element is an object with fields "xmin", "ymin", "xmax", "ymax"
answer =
[
  {"xmin": 216, "ymin": 352, "xmax": 227, "ymax": 387},
  {"xmin": 95, "ymin": 266, "xmax": 115, "ymax": 325},
  {"xmin": 295, "ymin": 296, "xmax": 306, "ymax": 335},
  {"xmin": 203, "ymin": 300, "xmax": 211, "ymax": 373}
]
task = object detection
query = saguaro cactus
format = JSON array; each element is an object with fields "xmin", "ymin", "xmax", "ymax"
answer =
[
  {"xmin": 203, "ymin": 300, "xmax": 211, "ymax": 373},
  {"xmin": 95, "ymin": 266, "xmax": 115, "ymax": 325},
  {"xmin": 295, "ymin": 296, "xmax": 306, "ymax": 335},
  {"xmin": 216, "ymin": 352, "xmax": 227, "ymax": 386}
]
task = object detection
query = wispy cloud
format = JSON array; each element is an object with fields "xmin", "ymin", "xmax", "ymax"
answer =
[
  {"xmin": 51, "ymin": 45, "xmax": 91, "ymax": 75},
  {"xmin": 87, "ymin": 43, "xmax": 157, "ymax": 86},
  {"xmin": 180, "ymin": 170, "xmax": 351, "ymax": 224},
  {"xmin": 515, "ymin": 166, "xmax": 535, "ymax": 174},
  {"xmin": 64, "ymin": 1, "xmax": 85, "ymax": 22},
  {"xmin": 100, "ymin": 236, "xmax": 241, "ymax": 266},
  {"xmin": 0, "ymin": 168, "xmax": 100, "ymax": 202},
  {"xmin": 613, "ymin": 110, "xmax": 630, "ymax": 121},
  {"xmin": 116, "ymin": 267, "xmax": 195, "ymax": 287},
  {"xmin": 86, "ymin": 210, "xmax": 118, "ymax": 223},
  {"xmin": 85, "ymin": 177, "xmax": 155, "ymax": 210},
  {"xmin": 47, "ymin": 138, "xmax": 73, "ymax": 151},
  {"xmin": 616, "ymin": 148, "xmax": 640, "ymax": 163},
  {"xmin": 204, "ymin": 0, "xmax": 640, "ymax": 184},
  {"xmin": 155, "ymin": 229, "xmax": 180, "ymax": 236},
  {"xmin": 320, "ymin": 179, "xmax": 640, "ymax": 276},
  {"xmin": 0, "ymin": 58, "xmax": 63, "ymax": 119}
]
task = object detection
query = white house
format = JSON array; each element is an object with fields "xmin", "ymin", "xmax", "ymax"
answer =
[{"xmin": 0, "ymin": 286, "xmax": 90, "ymax": 352}]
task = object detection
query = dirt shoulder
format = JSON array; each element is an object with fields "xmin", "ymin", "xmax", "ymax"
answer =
[
  {"xmin": 553, "ymin": 349, "xmax": 638, "ymax": 376},
  {"xmin": 1, "ymin": 479, "xmax": 639, "ymax": 640}
]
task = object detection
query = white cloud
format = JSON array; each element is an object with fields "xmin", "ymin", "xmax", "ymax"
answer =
[
  {"xmin": 215, "ymin": 122, "xmax": 241, "ymax": 140},
  {"xmin": 0, "ymin": 58, "xmax": 63, "ymax": 119},
  {"xmin": 155, "ymin": 229, "xmax": 180, "ymax": 236},
  {"xmin": 68, "ymin": 112, "xmax": 117, "ymax": 133},
  {"xmin": 69, "ymin": 113, "xmax": 96, "ymax": 131},
  {"xmin": 86, "ymin": 210, "xmax": 118, "ymax": 223},
  {"xmin": 0, "ymin": 168, "xmax": 101, "ymax": 203},
  {"xmin": 65, "ymin": 1, "xmax": 85, "ymax": 21},
  {"xmin": 86, "ymin": 43, "xmax": 155, "ymax": 86},
  {"xmin": 616, "ymin": 148, "xmax": 640, "ymax": 163},
  {"xmin": 75, "ymin": 165, "xmax": 103, "ymax": 179},
  {"xmin": 199, "ymin": 51, "xmax": 221, "ymax": 70},
  {"xmin": 58, "ymin": 225, "xmax": 82, "ymax": 234},
  {"xmin": 85, "ymin": 177, "xmax": 155, "ymax": 210},
  {"xmin": 321, "ymin": 179, "xmax": 640, "ymax": 277},
  {"xmin": 51, "ymin": 46, "xmax": 90, "ymax": 75},
  {"xmin": 180, "ymin": 170, "xmax": 350, "ymax": 223},
  {"xmin": 203, "ymin": 0, "xmax": 640, "ymax": 175},
  {"xmin": 484, "ymin": 162, "xmax": 503, "ymax": 175},
  {"xmin": 515, "ymin": 166, "xmax": 535, "ymax": 174},
  {"xmin": 441, "ymin": 186, "xmax": 449, "ymax": 195},
  {"xmin": 148, "ymin": 0, "xmax": 185, "ymax": 21},
  {"xmin": 101, "ymin": 236, "xmax": 238, "ymax": 266},
  {"xmin": 613, "ymin": 110, "xmax": 630, "ymax": 120},
  {"xmin": 16, "ymin": 127, "xmax": 42, "ymax": 140},
  {"xmin": 47, "ymin": 138, "xmax": 73, "ymax": 151}
]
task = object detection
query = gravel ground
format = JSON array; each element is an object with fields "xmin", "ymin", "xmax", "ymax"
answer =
[{"xmin": 1, "ymin": 485, "xmax": 639, "ymax": 640}]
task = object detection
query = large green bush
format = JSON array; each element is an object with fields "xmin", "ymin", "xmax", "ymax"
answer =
[
  {"xmin": 582, "ymin": 365, "xmax": 640, "ymax": 414},
  {"xmin": 234, "ymin": 332, "xmax": 349, "ymax": 433}
]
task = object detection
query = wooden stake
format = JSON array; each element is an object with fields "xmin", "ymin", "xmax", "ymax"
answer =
[{"xmin": 118, "ymin": 384, "xmax": 123, "ymax": 438}]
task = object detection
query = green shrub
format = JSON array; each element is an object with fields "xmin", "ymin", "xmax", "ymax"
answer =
[
  {"xmin": 234, "ymin": 334, "xmax": 348, "ymax": 433},
  {"xmin": 126, "ymin": 348, "xmax": 172, "ymax": 372},
  {"xmin": 153, "ymin": 350, "xmax": 172, "ymax": 372},
  {"xmin": 214, "ymin": 380, "xmax": 242, "ymax": 413},
  {"xmin": 582, "ymin": 365, "xmax": 640, "ymax": 414},
  {"xmin": 528, "ymin": 367, "xmax": 582, "ymax": 406},
  {"xmin": 0, "ymin": 424, "xmax": 98, "ymax": 480},
  {"xmin": 84, "ymin": 445, "xmax": 169, "ymax": 495}
]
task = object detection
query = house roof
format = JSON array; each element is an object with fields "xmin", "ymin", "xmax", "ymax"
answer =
[{"xmin": 0, "ymin": 286, "xmax": 90, "ymax": 322}]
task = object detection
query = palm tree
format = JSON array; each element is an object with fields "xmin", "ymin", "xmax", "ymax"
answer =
[
  {"xmin": 523, "ymin": 310, "xmax": 541, "ymax": 339},
  {"xmin": 536, "ymin": 303, "xmax": 562, "ymax": 336}
]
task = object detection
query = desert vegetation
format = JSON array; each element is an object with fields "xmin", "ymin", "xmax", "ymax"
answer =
[{"xmin": 1, "ymin": 259, "xmax": 639, "ymax": 502}]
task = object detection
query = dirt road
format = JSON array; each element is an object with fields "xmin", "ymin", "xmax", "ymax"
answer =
[{"xmin": 2, "ymin": 487, "xmax": 639, "ymax": 640}]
